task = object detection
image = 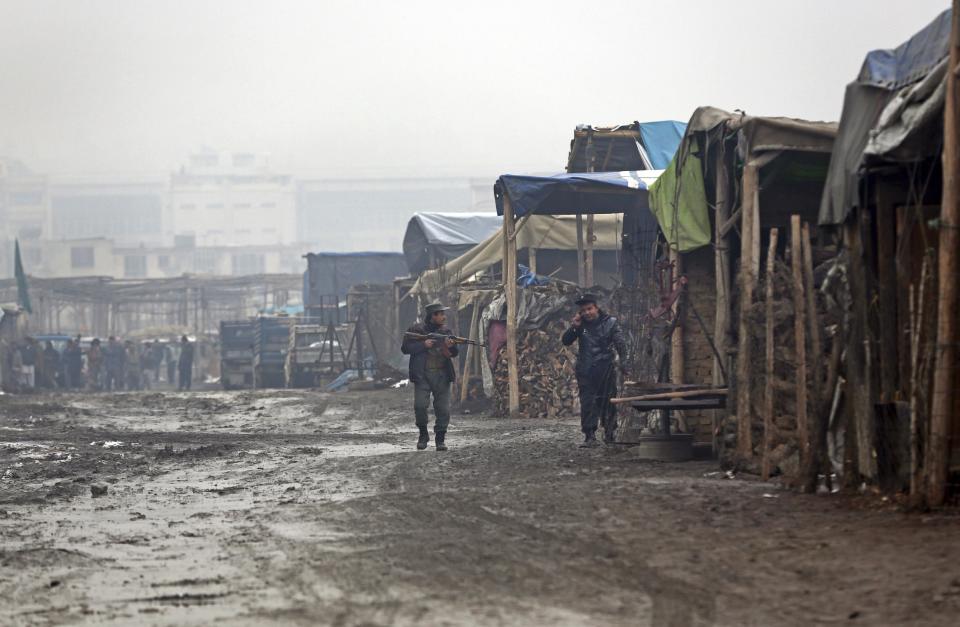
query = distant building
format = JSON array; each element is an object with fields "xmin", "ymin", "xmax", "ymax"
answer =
[
  {"xmin": 48, "ymin": 176, "xmax": 168, "ymax": 248},
  {"xmin": 0, "ymin": 158, "xmax": 48, "ymax": 277},
  {"xmin": 296, "ymin": 177, "xmax": 474, "ymax": 252},
  {"xmin": 170, "ymin": 151, "xmax": 296, "ymax": 247},
  {"xmin": 33, "ymin": 239, "xmax": 312, "ymax": 279}
]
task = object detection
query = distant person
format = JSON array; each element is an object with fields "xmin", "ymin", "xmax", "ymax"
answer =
[
  {"xmin": 104, "ymin": 336, "xmax": 126, "ymax": 392},
  {"xmin": 64, "ymin": 339, "xmax": 83, "ymax": 389},
  {"xmin": 19, "ymin": 338, "xmax": 37, "ymax": 390},
  {"xmin": 165, "ymin": 342, "xmax": 176, "ymax": 385},
  {"xmin": 561, "ymin": 293, "xmax": 628, "ymax": 447},
  {"xmin": 149, "ymin": 340, "xmax": 164, "ymax": 384},
  {"xmin": 178, "ymin": 335, "xmax": 194, "ymax": 391},
  {"xmin": 86, "ymin": 338, "xmax": 104, "ymax": 391},
  {"xmin": 42, "ymin": 341, "xmax": 61, "ymax": 389},
  {"xmin": 124, "ymin": 340, "xmax": 141, "ymax": 391},
  {"xmin": 400, "ymin": 302, "xmax": 459, "ymax": 451}
]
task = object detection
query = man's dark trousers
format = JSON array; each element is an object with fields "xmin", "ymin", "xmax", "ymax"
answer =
[
  {"xmin": 577, "ymin": 369, "xmax": 617, "ymax": 436},
  {"xmin": 179, "ymin": 365, "xmax": 192, "ymax": 391},
  {"xmin": 414, "ymin": 370, "xmax": 451, "ymax": 432}
]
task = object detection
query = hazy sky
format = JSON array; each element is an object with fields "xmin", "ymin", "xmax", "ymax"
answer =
[{"xmin": 0, "ymin": 0, "xmax": 950, "ymax": 178}]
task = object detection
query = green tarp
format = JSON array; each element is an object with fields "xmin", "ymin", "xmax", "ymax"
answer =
[{"xmin": 648, "ymin": 139, "xmax": 711, "ymax": 252}]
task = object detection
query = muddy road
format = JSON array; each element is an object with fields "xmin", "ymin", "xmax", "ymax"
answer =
[{"xmin": 0, "ymin": 388, "xmax": 958, "ymax": 626}]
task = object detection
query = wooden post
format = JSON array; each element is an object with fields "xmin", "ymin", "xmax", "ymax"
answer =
[
  {"xmin": 670, "ymin": 247, "xmax": 684, "ymax": 385},
  {"xmin": 801, "ymin": 222, "xmax": 825, "ymax": 493},
  {"xmin": 585, "ymin": 215, "xmax": 595, "ymax": 286},
  {"xmin": 909, "ymin": 257, "xmax": 930, "ymax": 502},
  {"xmin": 459, "ymin": 302, "xmax": 481, "ymax": 404},
  {"xmin": 736, "ymin": 164, "xmax": 760, "ymax": 459},
  {"xmin": 584, "ymin": 132, "xmax": 596, "ymax": 287},
  {"xmin": 713, "ymin": 141, "xmax": 732, "ymax": 454},
  {"xmin": 928, "ymin": 0, "xmax": 960, "ymax": 507},
  {"xmin": 576, "ymin": 213, "xmax": 586, "ymax": 286},
  {"xmin": 791, "ymin": 215, "xmax": 809, "ymax": 469},
  {"xmin": 528, "ymin": 247, "xmax": 538, "ymax": 276},
  {"xmin": 763, "ymin": 228, "xmax": 779, "ymax": 480},
  {"xmin": 502, "ymin": 195, "xmax": 521, "ymax": 417}
]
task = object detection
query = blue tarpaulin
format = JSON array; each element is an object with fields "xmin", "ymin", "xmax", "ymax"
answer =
[
  {"xmin": 859, "ymin": 9, "xmax": 951, "ymax": 90},
  {"xmin": 495, "ymin": 170, "xmax": 662, "ymax": 218},
  {"xmin": 638, "ymin": 121, "xmax": 687, "ymax": 170}
]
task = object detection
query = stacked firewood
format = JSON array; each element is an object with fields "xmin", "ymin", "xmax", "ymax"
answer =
[{"xmin": 493, "ymin": 317, "xmax": 581, "ymax": 418}]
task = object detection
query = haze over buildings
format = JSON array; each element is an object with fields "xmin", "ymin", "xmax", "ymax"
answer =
[{"xmin": 0, "ymin": 0, "xmax": 950, "ymax": 279}]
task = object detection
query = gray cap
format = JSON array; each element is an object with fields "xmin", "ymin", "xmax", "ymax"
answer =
[{"xmin": 424, "ymin": 302, "xmax": 450, "ymax": 315}]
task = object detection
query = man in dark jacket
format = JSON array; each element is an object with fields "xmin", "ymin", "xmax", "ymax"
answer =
[
  {"xmin": 400, "ymin": 302, "xmax": 459, "ymax": 451},
  {"xmin": 104, "ymin": 336, "xmax": 126, "ymax": 392},
  {"xmin": 561, "ymin": 293, "xmax": 628, "ymax": 447},
  {"xmin": 178, "ymin": 335, "xmax": 194, "ymax": 391}
]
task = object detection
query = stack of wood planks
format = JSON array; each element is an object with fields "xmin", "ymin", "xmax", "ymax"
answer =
[{"xmin": 493, "ymin": 317, "xmax": 580, "ymax": 418}]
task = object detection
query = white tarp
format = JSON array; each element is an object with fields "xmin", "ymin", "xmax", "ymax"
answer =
[{"xmin": 410, "ymin": 214, "xmax": 622, "ymax": 295}]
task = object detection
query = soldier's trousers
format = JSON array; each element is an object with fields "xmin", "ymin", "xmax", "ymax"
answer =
[
  {"xmin": 577, "ymin": 372, "xmax": 617, "ymax": 435},
  {"xmin": 414, "ymin": 370, "xmax": 451, "ymax": 432}
]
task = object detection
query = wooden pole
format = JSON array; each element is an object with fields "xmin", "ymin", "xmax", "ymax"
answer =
[
  {"xmin": 801, "ymin": 222, "xmax": 825, "ymax": 493},
  {"xmin": 910, "ymin": 257, "xmax": 930, "ymax": 503},
  {"xmin": 585, "ymin": 215, "xmax": 595, "ymax": 286},
  {"xmin": 503, "ymin": 195, "xmax": 521, "ymax": 417},
  {"xmin": 736, "ymin": 164, "xmax": 760, "ymax": 459},
  {"xmin": 576, "ymin": 213, "xmax": 586, "ymax": 286},
  {"xmin": 927, "ymin": 0, "xmax": 960, "ymax": 506},
  {"xmin": 763, "ymin": 228, "xmax": 779, "ymax": 480},
  {"xmin": 528, "ymin": 247, "xmax": 537, "ymax": 276},
  {"xmin": 713, "ymin": 142, "xmax": 732, "ymax": 455},
  {"xmin": 791, "ymin": 215, "xmax": 809, "ymax": 470},
  {"xmin": 584, "ymin": 133, "xmax": 596, "ymax": 287},
  {"xmin": 669, "ymin": 247, "xmax": 684, "ymax": 385},
  {"xmin": 459, "ymin": 302, "xmax": 481, "ymax": 404}
]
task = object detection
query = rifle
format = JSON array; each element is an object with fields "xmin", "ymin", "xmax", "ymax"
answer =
[{"xmin": 404, "ymin": 331, "xmax": 487, "ymax": 348}]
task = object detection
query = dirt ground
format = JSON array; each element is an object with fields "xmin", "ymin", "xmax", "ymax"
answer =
[{"xmin": 0, "ymin": 388, "xmax": 958, "ymax": 626}]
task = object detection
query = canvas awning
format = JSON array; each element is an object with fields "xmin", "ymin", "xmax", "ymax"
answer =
[
  {"xmin": 409, "ymin": 214, "xmax": 624, "ymax": 295},
  {"xmin": 819, "ymin": 8, "xmax": 951, "ymax": 225},
  {"xmin": 494, "ymin": 170, "xmax": 662, "ymax": 218},
  {"xmin": 402, "ymin": 212, "xmax": 502, "ymax": 275}
]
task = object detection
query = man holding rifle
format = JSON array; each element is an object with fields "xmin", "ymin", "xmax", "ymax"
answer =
[{"xmin": 401, "ymin": 302, "xmax": 460, "ymax": 451}]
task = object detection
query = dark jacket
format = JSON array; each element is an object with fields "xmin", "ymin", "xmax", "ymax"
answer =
[
  {"xmin": 178, "ymin": 342, "xmax": 194, "ymax": 370},
  {"xmin": 561, "ymin": 310, "xmax": 627, "ymax": 379},
  {"xmin": 401, "ymin": 320, "xmax": 459, "ymax": 384}
]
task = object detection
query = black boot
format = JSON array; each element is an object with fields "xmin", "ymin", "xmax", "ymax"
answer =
[
  {"xmin": 603, "ymin": 429, "xmax": 616, "ymax": 445},
  {"xmin": 417, "ymin": 426, "xmax": 429, "ymax": 450},
  {"xmin": 580, "ymin": 431, "xmax": 600, "ymax": 448},
  {"xmin": 435, "ymin": 430, "xmax": 447, "ymax": 451}
]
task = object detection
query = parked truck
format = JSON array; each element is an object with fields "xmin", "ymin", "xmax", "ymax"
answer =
[
  {"xmin": 253, "ymin": 316, "xmax": 292, "ymax": 389},
  {"xmin": 284, "ymin": 324, "xmax": 323, "ymax": 388},
  {"xmin": 219, "ymin": 320, "xmax": 255, "ymax": 390}
]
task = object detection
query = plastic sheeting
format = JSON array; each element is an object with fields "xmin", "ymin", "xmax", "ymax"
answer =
[
  {"xmin": 859, "ymin": 9, "xmax": 952, "ymax": 90},
  {"xmin": 648, "ymin": 137, "xmax": 711, "ymax": 252},
  {"xmin": 410, "ymin": 214, "xmax": 623, "ymax": 295},
  {"xmin": 402, "ymin": 212, "xmax": 503, "ymax": 275},
  {"xmin": 819, "ymin": 9, "xmax": 951, "ymax": 226},
  {"xmin": 638, "ymin": 121, "xmax": 687, "ymax": 170},
  {"xmin": 495, "ymin": 170, "xmax": 661, "ymax": 218},
  {"xmin": 864, "ymin": 57, "xmax": 947, "ymax": 162}
]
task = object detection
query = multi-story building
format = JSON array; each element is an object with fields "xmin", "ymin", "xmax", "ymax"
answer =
[
  {"xmin": 48, "ymin": 176, "xmax": 168, "ymax": 248},
  {"xmin": 170, "ymin": 151, "xmax": 296, "ymax": 247},
  {"xmin": 296, "ymin": 177, "xmax": 474, "ymax": 252},
  {"xmin": 0, "ymin": 158, "xmax": 49, "ymax": 277}
]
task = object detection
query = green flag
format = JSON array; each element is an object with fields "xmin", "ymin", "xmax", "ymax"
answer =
[{"xmin": 14, "ymin": 239, "xmax": 33, "ymax": 314}]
